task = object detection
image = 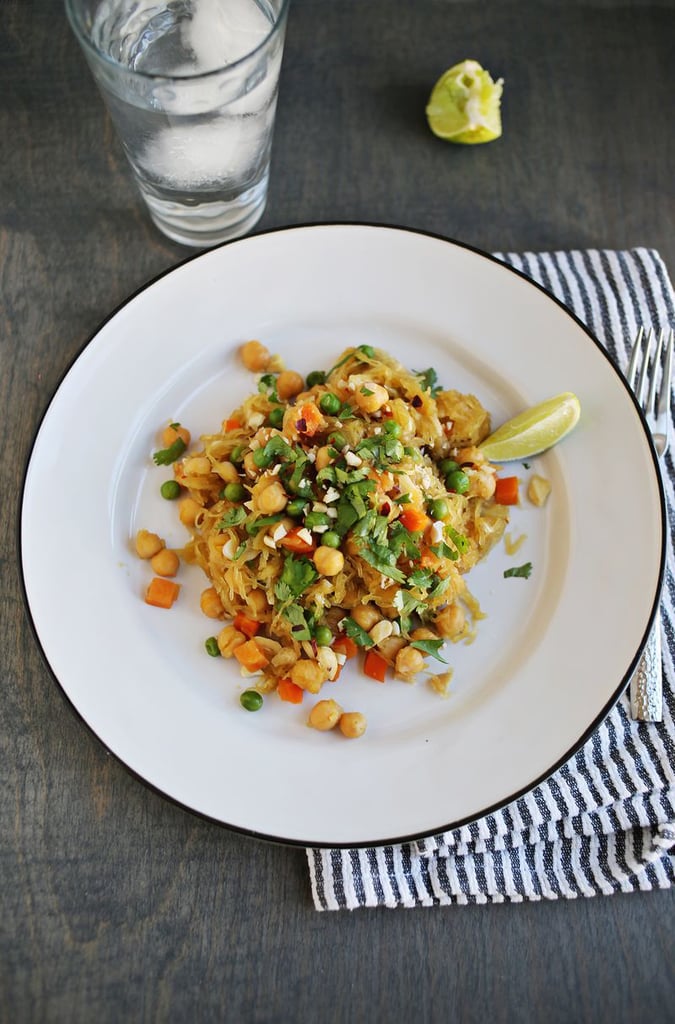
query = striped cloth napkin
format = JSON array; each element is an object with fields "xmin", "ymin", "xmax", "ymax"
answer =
[{"xmin": 307, "ymin": 247, "xmax": 675, "ymax": 911}]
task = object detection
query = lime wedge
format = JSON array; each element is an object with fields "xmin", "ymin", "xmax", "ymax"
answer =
[
  {"xmin": 426, "ymin": 59, "xmax": 503, "ymax": 144},
  {"xmin": 480, "ymin": 393, "xmax": 581, "ymax": 462}
]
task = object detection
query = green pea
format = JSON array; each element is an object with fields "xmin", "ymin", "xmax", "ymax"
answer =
[
  {"xmin": 240, "ymin": 690, "xmax": 263, "ymax": 712},
  {"xmin": 205, "ymin": 637, "xmax": 220, "ymax": 657},
  {"xmin": 429, "ymin": 497, "xmax": 449, "ymax": 520},
  {"xmin": 357, "ymin": 344, "xmax": 376, "ymax": 358},
  {"xmin": 286, "ymin": 497, "xmax": 307, "ymax": 517},
  {"xmin": 439, "ymin": 458, "xmax": 459, "ymax": 477},
  {"xmin": 321, "ymin": 530, "xmax": 341, "ymax": 548},
  {"xmin": 306, "ymin": 370, "xmax": 326, "ymax": 388},
  {"xmin": 224, "ymin": 482, "xmax": 246, "ymax": 502},
  {"xmin": 160, "ymin": 480, "xmax": 181, "ymax": 500},
  {"xmin": 253, "ymin": 447, "xmax": 272, "ymax": 469},
  {"xmin": 230, "ymin": 445, "xmax": 245, "ymax": 464},
  {"xmin": 383, "ymin": 420, "xmax": 401, "ymax": 437},
  {"xmin": 268, "ymin": 406, "xmax": 284, "ymax": 428},
  {"xmin": 328, "ymin": 431, "xmax": 347, "ymax": 450},
  {"xmin": 320, "ymin": 392, "xmax": 341, "ymax": 416},
  {"xmin": 446, "ymin": 469, "xmax": 470, "ymax": 495},
  {"xmin": 314, "ymin": 625, "xmax": 333, "ymax": 647}
]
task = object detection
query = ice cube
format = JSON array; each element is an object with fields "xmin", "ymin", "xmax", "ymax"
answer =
[
  {"xmin": 185, "ymin": 0, "xmax": 273, "ymax": 73},
  {"xmin": 139, "ymin": 117, "xmax": 263, "ymax": 188}
]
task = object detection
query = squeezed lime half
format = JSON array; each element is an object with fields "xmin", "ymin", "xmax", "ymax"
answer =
[{"xmin": 426, "ymin": 59, "xmax": 504, "ymax": 144}]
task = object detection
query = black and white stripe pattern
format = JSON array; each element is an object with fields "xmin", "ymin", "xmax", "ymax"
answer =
[{"xmin": 308, "ymin": 248, "xmax": 675, "ymax": 911}]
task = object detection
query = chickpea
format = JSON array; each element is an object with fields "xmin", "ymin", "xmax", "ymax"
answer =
[
  {"xmin": 276, "ymin": 370, "xmax": 305, "ymax": 401},
  {"xmin": 135, "ymin": 529, "xmax": 164, "ymax": 560},
  {"xmin": 217, "ymin": 625, "xmax": 247, "ymax": 657},
  {"xmin": 339, "ymin": 712, "xmax": 367, "ymax": 739},
  {"xmin": 378, "ymin": 635, "xmax": 406, "ymax": 663},
  {"xmin": 215, "ymin": 461, "xmax": 241, "ymax": 485},
  {"xmin": 351, "ymin": 604, "xmax": 381, "ymax": 631},
  {"xmin": 313, "ymin": 546, "xmax": 345, "ymax": 577},
  {"xmin": 291, "ymin": 659, "xmax": 327, "ymax": 694},
  {"xmin": 248, "ymin": 589, "xmax": 269, "ymax": 616},
  {"xmin": 183, "ymin": 456, "xmax": 211, "ymax": 476},
  {"xmin": 257, "ymin": 480, "xmax": 288, "ymax": 514},
  {"xmin": 200, "ymin": 586, "xmax": 225, "ymax": 619},
  {"xmin": 178, "ymin": 497, "xmax": 202, "ymax": 528},
  {"xmin": 150, "ymin": 548, "xmax": 180, "ymax": 578},
  {"xmin": 243, "ymin": 451, "xmax": 259, "ymax": 479},
  {"xmin": 315, "ymin": 446, "xmax": 334, "ymax": 471},
  {"xmin": 308, "ymin": 699, "xmax": 343, "ymax": 731},
  {"xmin": 353, "ymin": 381, "xmax": 389, "ymax": 414},
  {"xmin": 395, "ymin": 645, "xmax": 425, "ymax": 680},
  {"xmin": 434, "ymin": 603, "xmax": 466, "ymax": 639},
  {"xmin": 240, "ymin": 340, "xmax": 270, "ymax": 372},
  {"xmin": 161, "ymin": 423, "xmax": 191, "ymax": 448},
  {"xmin": 410, "ymin": 627, "xmax": 438, "ymax": 642}
]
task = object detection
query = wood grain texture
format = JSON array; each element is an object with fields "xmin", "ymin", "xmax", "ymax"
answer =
[{"xmin": 2, "ymin": 1, "xmax": 674, "ymax": 1021}]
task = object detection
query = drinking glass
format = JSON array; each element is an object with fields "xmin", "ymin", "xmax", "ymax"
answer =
[{"xmin": 65, "ymin": 0, "xmax": 290, "ymax": 247}]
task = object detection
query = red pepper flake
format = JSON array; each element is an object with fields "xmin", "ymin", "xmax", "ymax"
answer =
[
  {"xmin": 381, "ymin": 406, "xmax": 393, "ymax": 418},
  {"xmin": 381, "ymin": 501, "xmax": 391, "ymax": 516},
  {"xmin": 411, "ymin": 395, "xmax": 423, "ymax": 409}
]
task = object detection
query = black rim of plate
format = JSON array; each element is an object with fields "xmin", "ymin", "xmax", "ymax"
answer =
[{"xmin": 17, "ymin": 222, "xmax": 668, "ymax": 849}]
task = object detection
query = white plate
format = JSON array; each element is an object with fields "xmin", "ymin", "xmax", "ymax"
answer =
[{"xmin": 21, "ymin": 225, "xmax": 664, "ymax": 847}]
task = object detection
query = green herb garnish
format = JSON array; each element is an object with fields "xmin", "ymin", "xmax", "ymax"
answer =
[
  {"xmin": 282, "ymin": 603, "xmax": 313, "ymax": 641},
  {"xmin": 357, "ymin": 542, "xmax": 407, "ymax": 584},
  {"xmin": 274, "ymin": 555, "xmax": 319, "ymax": 603},
  {"xmin": 217, "ymin": 507, "xmax": 247, "ymax": 529},
  {"xmin": 504, "ymin": 562, "xmax": 533, "ymax": 579},
  {"xmin": 445, "ymin": 525, "xmax": 469, "ymax": 555},
  {"xmin": 415, "ymin": 368, "xmax": 443, "ymax": 398},
  {"xmin": 341, "ymin": 617, "xmax": 374, "ymax": 648},
  {"xmin": 152, "ymin": 437, "xmax": 187, "ymax": 466},
  {"xmin": 410, "ymin": 638, "xmax": 449, "ymax": 662}
]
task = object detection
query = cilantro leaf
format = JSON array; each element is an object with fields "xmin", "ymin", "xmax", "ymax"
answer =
[
  {"xmin": 283, "ymin": 603, "xmax": 313, "ymax": 641},
  {"xmin": 415, "ymin": 368, "xmax": 443, "ymax": 398},
  {"xmin": 152, "ymin": 437, "xmax": 186, "ymax": 466},
  {"xmin": 410, "ymin": 638, "xmax": 449, "ymax": 663},
  {"xmin": 263, "ymin": 435, "xmax": 296, "ymax": 462},
  {"xmin": 407, "ymin": 567, "xmax": 434, "ymax": 590},
  {"xmin": 393, "ymin": 589, "xmax": 428, "ymax": 633},
  {"xmin": 445, "ymin": 525, "xmax": 469, "ymax": 555},
  {"xmin": 429, "ymin": 542, "xmax": 459, "ymax": 562},
  {"xmin": 341, "ymin": 617, "xmax": 374, "ymax": 648},
  {"xmin": 275, "ymin": 555, "xmax": 318, "ymax": 601},
  {"xmin": 357, "ymin": 544, "xmax": 407, "ymax": 584},
  {"xmin": 217, "ymin": 507, "xmax": 247, "ymax": 529},
  {"xmin": 246, "ymin": 513, "xmax": 285, "ymax": 535},
  {"xmin": 504, "ymin": 562, "xmax": 533, "ymax": 579}
]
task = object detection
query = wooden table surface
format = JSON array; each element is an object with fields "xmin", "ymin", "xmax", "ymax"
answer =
[{"xmin": 3, "ymin": 1, "xmax": 674, "ymax": 1020}]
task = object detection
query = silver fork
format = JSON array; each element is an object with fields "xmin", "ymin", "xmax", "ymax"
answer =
[{"xmin": 626, "ymin": 326, "xmax": 673, "ymax": 722}]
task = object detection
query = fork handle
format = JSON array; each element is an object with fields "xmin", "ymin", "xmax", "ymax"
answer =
[{"xmin": 630, "ymin": 615, "xmax": 663, "ymax": 722}]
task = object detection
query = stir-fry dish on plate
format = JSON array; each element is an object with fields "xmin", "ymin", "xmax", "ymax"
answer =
[{"xmin": 136, "ymin": 342, "xmax": 541, "ymax": 738}]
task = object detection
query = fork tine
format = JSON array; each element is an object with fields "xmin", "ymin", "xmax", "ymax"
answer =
[
  {"xmin": 646, "ymin": 328, "xmax": 665, "ymax": 413},
  {"xmin": 657, "ymin": 327, "xmax": 674, "ymax": 421},
  {"xmin": 635, "ymin": 327, "xmax": 654, "ymax": 405},
  {"xmin": 627, "ymin": 325, "xmax": 644, "ymax": 387}
]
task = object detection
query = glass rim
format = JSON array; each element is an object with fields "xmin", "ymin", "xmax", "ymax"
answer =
[{"xmin": 64, "ymin": 0, "xmax": 290, "ymax": 83}]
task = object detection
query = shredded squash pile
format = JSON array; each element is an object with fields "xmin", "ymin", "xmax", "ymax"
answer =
[{"xmin": 171, "ymin": 343, "xmax": 510, "ymax": 705}]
